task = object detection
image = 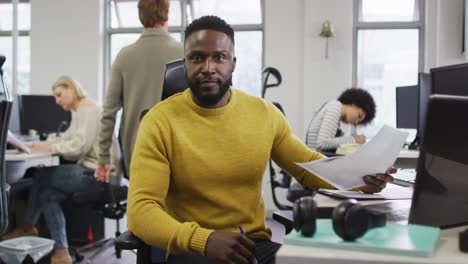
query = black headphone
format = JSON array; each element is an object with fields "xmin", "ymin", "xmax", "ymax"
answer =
[{"xmin": 293, "ymin": 197, "xmax": 386, "ymax": 241}]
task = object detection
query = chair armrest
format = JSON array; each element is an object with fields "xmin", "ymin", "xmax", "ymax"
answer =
[{"xmin": 115, "ymin": 230, "xmax": 146, "ymax": 250}]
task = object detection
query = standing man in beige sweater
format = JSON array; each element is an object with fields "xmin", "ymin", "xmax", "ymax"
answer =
[{"xmin": 96, "ymin": 0, "xmax": 183, "ymax": 180}]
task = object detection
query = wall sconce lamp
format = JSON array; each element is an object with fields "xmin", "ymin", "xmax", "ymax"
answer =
[{"xmin": 319, "ymin": 20, "xmax": 335, "ymax": 59}]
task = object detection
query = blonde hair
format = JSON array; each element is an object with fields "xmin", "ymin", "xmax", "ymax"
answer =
[
  {"xmin": 51, "ymin": 75, "xmax": 87, "ymax": 100},
  {"xmin": 138, "ymin": 0, "xmax": 169, "ymax": 27}
]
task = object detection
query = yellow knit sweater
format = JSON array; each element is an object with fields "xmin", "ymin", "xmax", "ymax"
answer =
[{"xmin": 127, "ymin": 88, "xmax": 333, "ymax": 256}]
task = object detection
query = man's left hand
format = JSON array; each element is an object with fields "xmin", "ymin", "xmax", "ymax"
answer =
[{"xmin": 357, "ymin": 167, "xmax": 396, "ymax": 194}]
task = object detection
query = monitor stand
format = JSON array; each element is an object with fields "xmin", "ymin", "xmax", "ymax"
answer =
[{"xmin": 408, "ymin": 136, "xmax": 419, "ymax": 150}]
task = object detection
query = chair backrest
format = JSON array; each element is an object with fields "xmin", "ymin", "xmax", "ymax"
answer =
[
  {"xmin": 161, "ymin": 59, "xmax": 189, "ymax": 101},
  {"xmin": 0, "ymin": 55, "xmax": 13, "ymax": 235},
  {"xmin": 262, "ymin": 67, "xmax": 282, "ymax": 98}
]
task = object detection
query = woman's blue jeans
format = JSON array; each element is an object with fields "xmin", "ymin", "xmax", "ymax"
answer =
[{"xmin": 24, "ymin": 164, "xmax": 103, "ymax": 249}]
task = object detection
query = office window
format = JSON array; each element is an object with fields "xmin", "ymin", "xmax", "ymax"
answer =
[
  {"xmin": 353, "ymin": 0, "xmax": 423, "ymax": 136},
  {"xmin": 105, "ymin": 0, "xmax": 263, "ymax": 96},
  {"xmin": 0, "ymin": 1, "xmax": 31, "ymax": 94}
]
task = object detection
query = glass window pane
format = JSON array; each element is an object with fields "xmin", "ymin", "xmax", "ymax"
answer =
[
  {"xmin": 110, "ymin": 34, "xmax": 140, "ymax": 63},
  {"xmin": 112, "ymin": 1, "xmax": 140, "ymax": 28},
  {"xmin": 192, "ymin": 0, "xmax": 262, "ymax": 25},
  {"xmin": 169, "ymin": 32, "xmax": 181, "ymax": 42},
  {"xmin": 357, "ymin": 29, "xmax": 419, "ymax": 136},
  {"xmin": 360, "ymin": 0, "xmax": 419, "ymax": 22},
  {"xmin": 233, "ymin": 31, "xmax": 262, "ymax": 96},
  {"xmin": 17, "ymin": 36, "xmax": 30, "ymax": 94},
  {"xmin": 18, "ymin": 3, "xmax": 30, "ymax": 30},
  {"xmin": 168, "ymin": 0, "xmax": 181, "ymax": 27},
  {"xmin": 0, "ymin": 37, "xmax": 13, "ymax": 92},
  {"xmin": 0, "ymin": 3, "xmax": 13, "ymax": 31},
  {"xmin": 111, "ymin": 0, "xmax": 181, "ymax": 28}
]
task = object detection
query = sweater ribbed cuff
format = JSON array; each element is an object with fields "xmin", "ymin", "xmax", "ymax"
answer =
[
  {"xmin": 97, "ymin": 156, "xmax": 111, "ymax": 165},
  {"xmin": 189, "ymin": 227, "xmax": 214, "ymax": 256}
]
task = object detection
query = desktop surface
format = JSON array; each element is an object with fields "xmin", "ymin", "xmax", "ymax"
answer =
[
  {"xmin": 276, "ymin": 224, "xmax": 467, "ymax": 264},
  {"xmin": 274, "ymin": 192, "xmax": 467, "ymax": 264}
]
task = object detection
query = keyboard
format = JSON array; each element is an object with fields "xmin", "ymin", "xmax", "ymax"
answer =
[
  {"xmin": 364, "ymin": 200, "xmax": 411, "ymax": 223},
  {"xmin": 392, "ymin": 168, "xmax": 417, "ymax": 187}
]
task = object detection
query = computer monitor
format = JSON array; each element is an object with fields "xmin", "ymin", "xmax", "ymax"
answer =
[
  {"xmin": 395, "ymin": 85, "xmax": 418, "ymax": 129},
  {"xmin": 417, "ymin": 73, "xmax": 431, "ymax": 145},
  {"xmin": 18, "ymin": 95, "xmax": 71, "ymax": 136},
  {"xmin": 409, "ymin": 95, "xmax": 468, "ymax": 228},
  {"xmin": 431, "ymin": 63, "xmax": 468, "ymax": 96}
]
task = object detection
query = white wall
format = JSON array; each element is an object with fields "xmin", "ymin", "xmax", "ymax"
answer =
[
  {"xmin": 263, "ymin": 0, "xmax": 305, "ymax": 137},
  {"xmin": 301, "ymin": 0, "xmax": 354, "ymax": 136},
  {"xmin": 262, "ymin": 0, "xmax": 354, "ymax": 214},
  {"xmin": 30, "ymin": 0, "xmax": 104, "ymax": 101},
  {"xmin": 425, "ymin": 0, "xmax": 466, "ymax": 71}
]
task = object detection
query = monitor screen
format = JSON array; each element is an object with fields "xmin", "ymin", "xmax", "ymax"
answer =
[
  {"xmin": 417, "ymin": 73, "xmax": 431, "ymax": 143},
  {"xmin": 409, "ymin": 95, "xmax": 468, "ymax": 228},
  {"xmin": 396, "ymin": 85, "xmax": 418, "ymax": 129},
  {"xmin": 19, "ymin": 95, "xmax": 71, "ymax": 135},
  {"xmin": 431, "ymin": 63, "xmax": 468, "ymax": 96}
]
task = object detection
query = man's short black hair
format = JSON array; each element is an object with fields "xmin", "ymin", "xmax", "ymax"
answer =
[
  {"xmin": 184, "ymin": 15, "xmax": 235, "ymax": 44},
  {"xmin": 338, "ymin": 88, "xmax": 376, "ymax": 125}
]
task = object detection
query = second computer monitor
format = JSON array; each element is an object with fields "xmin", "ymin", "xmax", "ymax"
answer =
[
  {"xmin": 396, "ymin": 85, "xmax": 418, "ymax": 129},
  {"xmin": 19, "ymin": 95, "xmax": 71, "ymax": 136},
  {"xmin": 431, "ymin": 63, "xmax": 468, "ymax": 96}
]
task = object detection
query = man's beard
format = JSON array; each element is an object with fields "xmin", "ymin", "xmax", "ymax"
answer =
[{"xmin": 189, "ymin": 77, "xmax": 232, "ymax": 107}]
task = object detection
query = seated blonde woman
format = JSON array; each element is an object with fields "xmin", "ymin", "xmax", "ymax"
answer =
[{"xmin": 1, "ymin": 76, "xmax": 120, "ymax": 264}]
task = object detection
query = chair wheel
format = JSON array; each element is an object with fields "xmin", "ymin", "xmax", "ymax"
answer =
[{"xmin": 74, "ymin": 252, "xmax": 84, "ymax": 262}]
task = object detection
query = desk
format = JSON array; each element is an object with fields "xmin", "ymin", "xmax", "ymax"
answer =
[
  {"xmin": 395, "ymin": 149, "xmax": 419, "ymax": 169},
  {"xmin": 5, "ymin": 150, "xmax": 59, "ymax": 184},
  {"xmin": 274, "ymin": 192, "xmax": 467, "ymax": 264}
]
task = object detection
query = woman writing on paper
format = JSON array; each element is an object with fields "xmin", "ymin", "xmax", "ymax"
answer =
[
  {"xmin": 1, "ymin": 76, "xmax": 120, "ymax": 264},
  {"xmin": 306, "ymin": 88, "xmax": 376, "ymax": 153}
]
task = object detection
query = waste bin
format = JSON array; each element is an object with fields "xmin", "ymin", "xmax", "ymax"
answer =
[{"xmin": 0, "ymin": 236, "xmax": 54, "ymax": 264}]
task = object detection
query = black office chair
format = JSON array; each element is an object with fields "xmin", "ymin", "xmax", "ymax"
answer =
[
  {"xmin": 0, "ymin": 54, "xmax": 13, "ymax": 235},
  {"xmin": 161, "ymin": 59, "xmax": 189, "ymax": 101},
  {"xmin": 114, "ymin": 59, "xmax": 189, "ymax": 264},
  {"xmin": 262, "ymin": 68, "xmax": 317, "ymax": 210},
  {"xmin": 139, "ymin": 59, "xmax": 188, "ymax": 123},
  {"xmin": 71, "ymin": 184, "xmax": 128, "ymax": 263},
  {"xmin": 262, "ymin": 68, "xmax": 292, "ymax": 209}
]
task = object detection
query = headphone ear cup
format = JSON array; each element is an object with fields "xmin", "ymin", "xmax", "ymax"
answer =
[
  {"xmin": 293, "ymin": 197, "xmax": 318, "ymax": 237},
  {"xmin": 293, "ymin": 198, "xmax": 303, "ymax": 232},
  {"xmin": 332, "ymin": 199, "xmax": 369, "ymax": 241}
]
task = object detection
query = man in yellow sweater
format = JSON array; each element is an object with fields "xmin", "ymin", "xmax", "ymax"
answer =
[{"xmin": 128, "ymin": 16, "xmax": 393, "ymax": 264}]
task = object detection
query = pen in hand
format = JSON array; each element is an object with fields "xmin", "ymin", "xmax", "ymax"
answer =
[{"xmin": 238, "ymin": 225, "xmax": 259, "ymax": 264}]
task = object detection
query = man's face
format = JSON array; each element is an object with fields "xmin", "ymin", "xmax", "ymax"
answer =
[{"xmin": 184, "ymin": 30, "xmax": 236, "ymax": 107}]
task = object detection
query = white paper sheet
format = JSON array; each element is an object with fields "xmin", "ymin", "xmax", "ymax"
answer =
[
  {"xmin": 7, "ymin": 130, "xmax": 31, "ymax": 153},
  {"xmin": 296, "ymin": 125, "xmax": 409, "ymax": 190}
]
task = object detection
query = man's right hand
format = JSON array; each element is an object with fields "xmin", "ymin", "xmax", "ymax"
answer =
[
  {"xmin": 95, "ymin": 164, "xmax": 111, "ymax": 183},
  {"xmin": 352, "ymin": 134, "xmax": 366, "ymax": 144},
  {"xmin": 205, "ymin": 231, "xmax": 256, "ymax": 264}
]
